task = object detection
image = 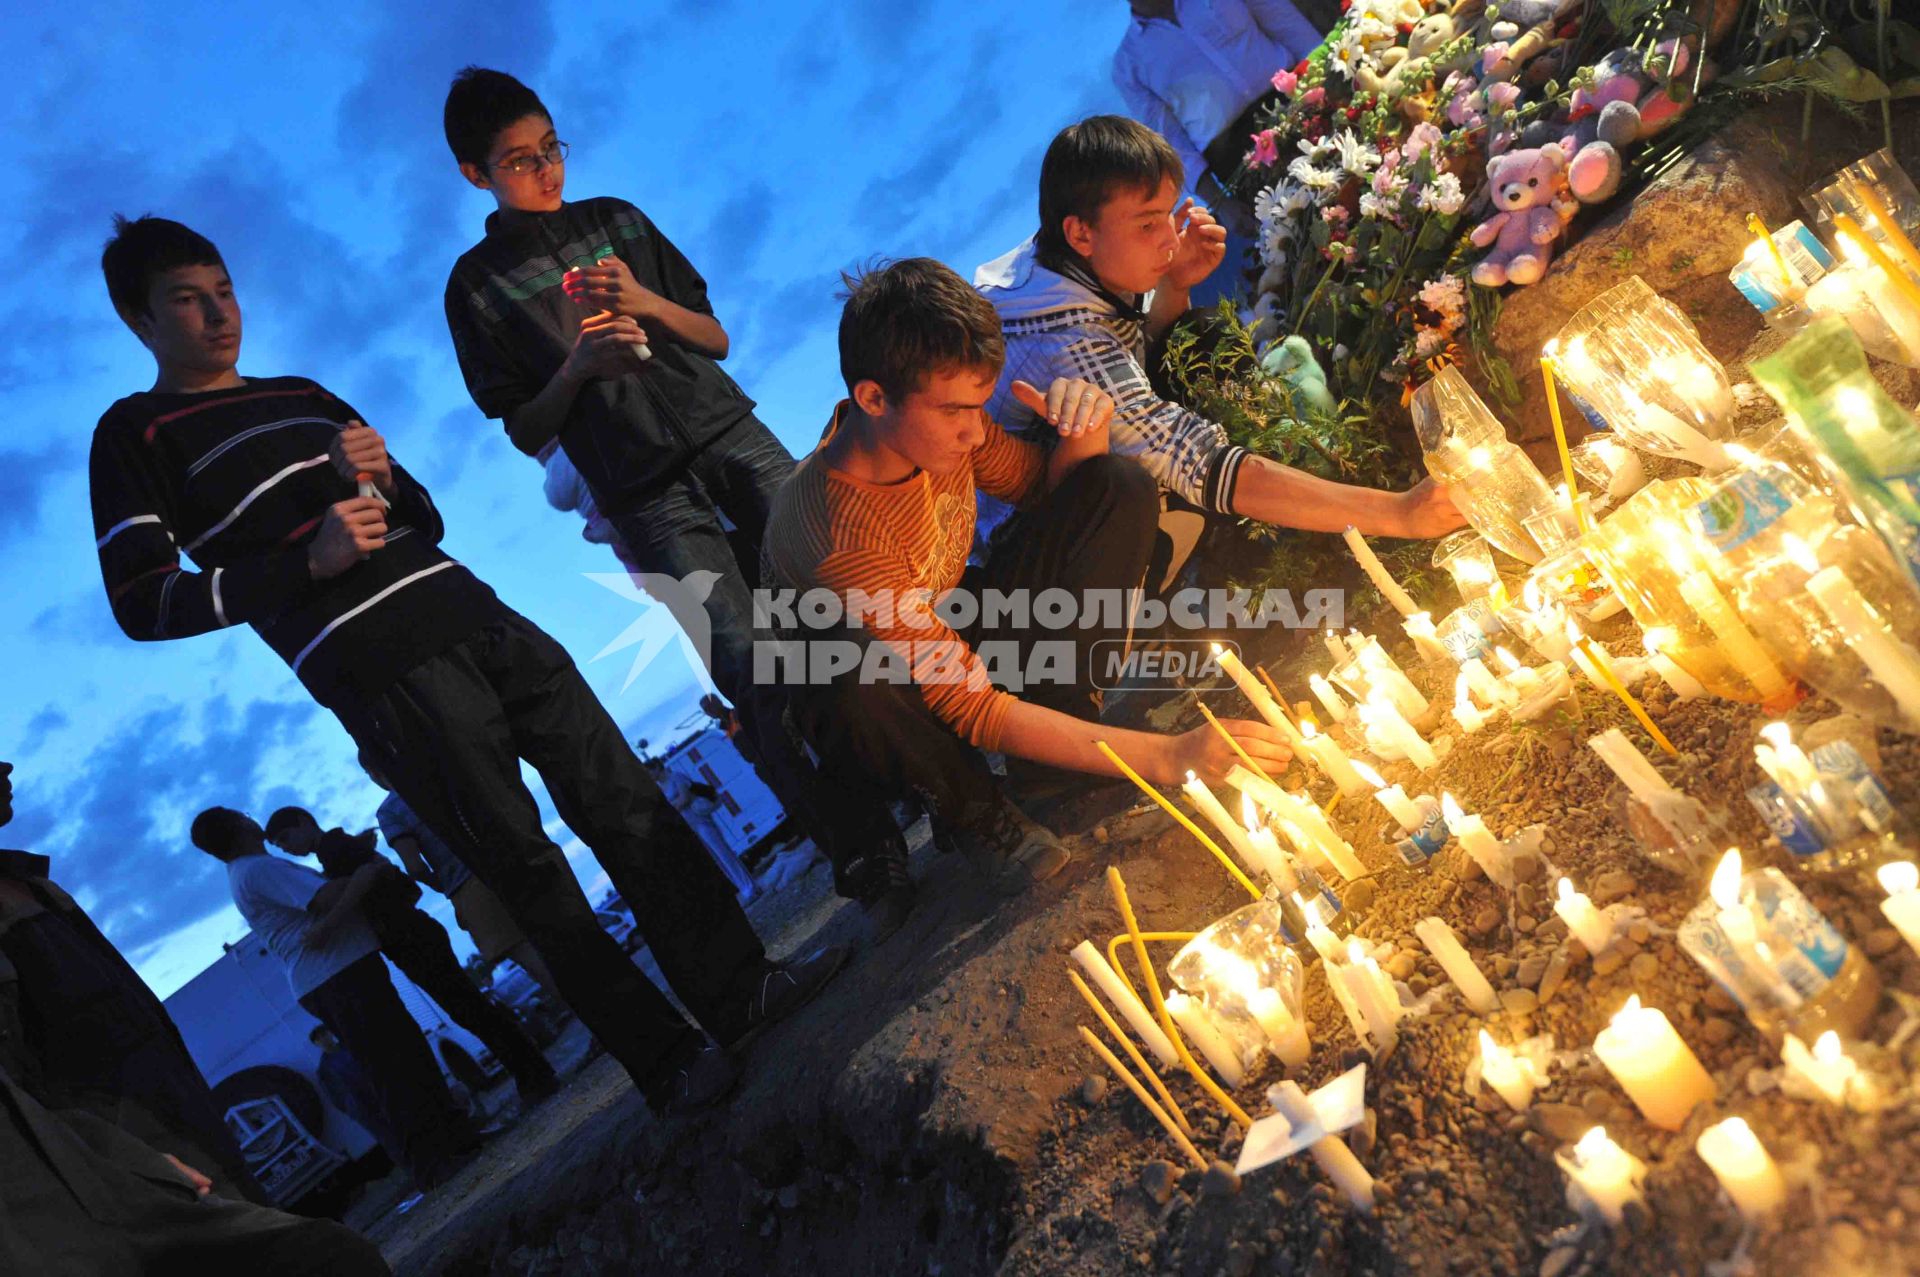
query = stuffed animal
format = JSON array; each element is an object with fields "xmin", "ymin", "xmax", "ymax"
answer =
[
  {"xmin": 1469, "ymin": 142, "xmax": 1575, "ymax": 286},
  {"xmin": 1561, "ymin": 39, "xmax": 1696, "ymax": 203},
  {"xmin": 1355, "ymin": 10, "xmax": 1466, "ymax": 99},
  {"xmin": 1260, "ymin": 336, "xmax": 1337, "ymax": 417}
]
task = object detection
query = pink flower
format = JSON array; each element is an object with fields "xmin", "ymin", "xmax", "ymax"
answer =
[
  {"xmin": 1251, "ymin": 129, "xmax": 1280, "ymax": 168},
  {"xmin": 1301, "ymin": 86, "xmax": 1326, "ymax": 108},
  {"xmin": 1272, "ymin": 68, "xmax": 1300, "ymax": 95},
  {"xmin": 1402, "ymin": 121, "xmax": 1443, "ymax": 163}
]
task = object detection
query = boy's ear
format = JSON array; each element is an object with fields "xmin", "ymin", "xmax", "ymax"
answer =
[
  {"xmin": 850, "ymin": 379, "xmax": 889, "ymax": 419},
  {"xmin": 116, "ymin": 305, "xmax": 154, "ymax": 346},
  {"xmin": 1062, "ymin": 214, "xmax": 1096, "ymax": 260},
  {"xmin": 458, "ymin": 161, "xmax": 492, "ymax": 191}
]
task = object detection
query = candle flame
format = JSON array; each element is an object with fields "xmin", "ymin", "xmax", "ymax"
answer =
[
  {"xmin": 1813, "ymin": 1031, "xmax": 1844, "ymax": 1065},
  {"xmin": 1642, "ymin": 626, "xmax": 1674, "ymax": 657},
  {"xmin": 1614, "ymin": 994, "xmax": 1643, "ymax": 1021},
  {"xmin": 1351, "ymin": 759, "xmax": 1387, "ymax": 788},
  {"xmin": 1715, "ymin": 1116, "xmax": 1760, "ymax": 1151},
  {"xmin": 1478, "ymin": 1029, "xmax": 1507, "ymax": 1066},
  {"xmin": 1523, "ymin": 578, "xmax": 1546, "ymax": 613},
  {"xmin": 1758, "ymin": 721, "xmax": 1793, "ymax": 751},
  {"xmin": 1302, "ymin": 719, "xmax": 1319, "ymax": 741},
  {"xmin": 1345, "ymin": 937, "xmax": 1366, "ymax": 963},
  {"xmin": 1878, "ymin": 861, "xmax": 1919, "ymax": 897},
  {"xmin": 1495, "ymin": 646, "xmax": 1522, "ymax": 673},
  {"xmin": 1565, "ymin": 617, "xmax": 1584, "ymax": 645},
  {"xmin": 1835, "ymin": 226, "xmax": 1867, "ymax": 267},
  {"xmin": 1302, "ymin": 898, "xmax": 1324, "ymax": 930},
  {"xmin": 1241, "ymin": 792, "xmax": 1259, "ymax": 830},
  {"xmin": 1779, "ymin": 533, "xmax": 1822, "ymax": 576},
  {"xmin": 1442, "ymin": 792, "xmax": 1466, "ymax": 822},
  {"xmin": 1710, "ymin": 848, "xmax": 1743, "ymax": 911},
  {"xmin": 1556, "ymin": 876, "xmax": 1577, "ymax": 904},
  {"xmin": 1574, "ymin": 1127, "xmax": 1613, "ymax": 1160},
  {"xmin": 1834, "ymin": 384, "xmax": 1876, "ymax": 426},
  {"xmin": 1210, "ymin": 642, "xmax": 1225, "ymax": 656},
  {"xmin": 1185, "ymin": 769, "xmax": 1198, "ymax": 784}
]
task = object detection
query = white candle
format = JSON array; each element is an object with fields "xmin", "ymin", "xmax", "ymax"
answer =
[
  {"xmin": 1071, "ymin": 940, "xmax": 1179, "ymax": 1067},
  {"xmin": 1442, "ymin": 794, "xmax": 1509, "ymax": 885},
  {"xmin": 1359, "ymin": 692, "xmax": 1438, "ymax": 772},
  {"xmin": 1706, "ymin": 849, "xmax": 1803, "ymax": 1012},
  {"xmin": 1642, "ymin": 627, "xmax": 1706, "ymax": 700},
  {"xmin": 1494, "ymin": 646, "xmax": 1543, "ymax": 699},
  {"xmin": 1301, "ymin": 900, "xmax": 1342, "ymax": 963},
  {"xmin": 1695, "ymin": 1117, "xmax": 1787, "ymax": 1221},
  {"xmin": 1247, "ymin": 987, "xmax": 1312, "ymax": 1067},
  {"xmin": 1780, "ymin": 1030, "xmax": 1859, "ymax": 1106},
  {"xmin": 1756, "ymin": 722, "xmax": 1816, "ymax": 792},
  {"xmin": 1276, "ymin": 789, "xmax": 1368, "ymax": 882},
  {"xmin": 1676, "ymin": 568, "xmax": 1793, "ymax": 701},
  {"xmin": 1460, "ymin": 656, "xmax": 1511, "ymax": 708},
  {"xmin": 1587, "ymin": 728, "xmax": 1678, "ymax": 808},
  {"xmin": 1554, "ymin": 877, "xmax": 1614, "ymax": 954},
  {"xmin": 1805, "ymin": 565, "xmax": 1920, "ymax": 726},
  {"xmin": 1838, "ymin": 229, "xmax": 1920, "ymax": 362},
  {"xmin": 1270, "ymin": 1080, "xmax": 1375, "ymax": 1213},
  {"xmin": 1182, "ymin": 772, "xmax": 1266, "ymax": 876},
  {"xmin": 1877, "ymin": 861, "xmax": 1920, "ymax": 959},
  {"xmin": 1338, "ymin": 939, "xmax": 1402, "ymax": 1053},
  {"xmin": 1403, "ymin": 611, "xmax": 1452, "ymax": 665},
  {"xmin": 1167, "ymin": 992, "xmax": 1247, "ymax": 1088},
  {"xmin": 1592, "ymin": 996, "xmax": 1717, "ymax": 1130},
  {"xmin": 1299, "ymin": 720, "xmax": 1370, "ymax": 797},
  {"xmin": 1323, "ymin": 631, "xmax": 1354, "ymax": 667},
  {"xmin": 1343, "ymin": 525, "xmax": 1420, "ymax": 618},
  {"xmin": 1556, "ymin": 1126, "xmax": 1647, "ymax": 1225},
  {"xmin": 1213, "ymin": 644, "xmax": 1304, "ymax": 746},
  {"xmin": 1453, "ymin": 671, "xmax": 1488, "ymax": 734},
  {"xmin": 1478, "ymin": 1030, "xmax": 1540, "ymax": 1110},
  {"xmin": 1309, "ymin": 672, "xmax": 1350, "ymax": 723},
  {"xmin": 1352, "ymin": 760, "xmax": 1423, "ymax": 833},
  {"xmin": 1415, "ymin": 916, "xmax": 1500, "ymax": 1014},
  {"xmin": 1241, "ymin": 801, "xmax": 1299, "ymax": 886}
]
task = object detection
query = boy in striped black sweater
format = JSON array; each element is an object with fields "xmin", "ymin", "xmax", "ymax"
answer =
[{"xmin": 88, "ymin": 215, "xmax": 845, "ymax": 1115}]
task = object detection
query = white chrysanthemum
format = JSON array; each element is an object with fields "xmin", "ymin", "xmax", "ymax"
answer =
[
  {"xmin": 1416, "ymin": 171, "xmax": 1466, "ymax": 215},
  {"xmin": 1261, "ymin": 220, "xmax": 1294, "ymax": 263},
  {"xmin": 1287, "ymin": 156, "xmax": 1339, "ymax": 192},
  {"xmin": 1358, "ymin": 192, "xmax": 1392, "ymax": 221},
  {"xmin": 1331, "ymin": 130, "xmax": 1381, "ymax": 179},
  {"xmin": 1296, "ymin": 134, "xmax": 1335, "ymax": 162},
  {"xmin": 1280, "ymin": 182, "xmax": 1314, "ymax": 215}
]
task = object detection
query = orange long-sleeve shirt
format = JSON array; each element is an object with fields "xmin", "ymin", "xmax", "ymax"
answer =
[{"xmin": 763, "ymin": 401, "xmax": 1048, "ymax": 751}]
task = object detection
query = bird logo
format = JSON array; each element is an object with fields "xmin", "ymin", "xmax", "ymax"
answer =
[{"xmin": 583, "ymin": 569, "xmax": 725, "ymax": 694}]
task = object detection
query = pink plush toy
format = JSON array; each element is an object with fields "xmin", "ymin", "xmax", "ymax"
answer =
[
  {"xmin": 1562, "ymin": 39, "xmax": 1694, "ymax": 203},
  {"xmin": 1469, "ymin": 142, "xmax": 1575, "ymax": 287}
]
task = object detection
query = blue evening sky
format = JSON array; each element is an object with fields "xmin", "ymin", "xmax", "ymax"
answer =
[{"xmin": 3, "ymin": 0, "xmax": 1130, "ymax": 997}]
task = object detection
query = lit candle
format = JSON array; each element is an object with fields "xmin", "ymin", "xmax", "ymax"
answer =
[
  {"xmin": 1443, "ymin": 794, "xmax": 1510, "ymax": 885},
  {"xmin": 1565, "ymin": 620, "xmax": 1619, "ymax": 687},
  {"xmin": 1494, "ymin": 646, "xmax": 1543, "ymax": 699},
  {"xmin": 1453, "ymin": 671, "xmax": 1488, "ymax": 734},
  {"xmin": 1338, "ymin": 938, "xmax": 1403, "ymax": 1053},
  {"xmin": 1706, "ymin": 848, "xmax": 1803, "ymax": 1012},
  {"xmin": 1642, "ymin": 626, "xmax": 1706, "ymax": 700},
  {"xmin": 1241, "ymin": 798, "xmax": 1299, "ymax": 885},
  {"xmin": 1274, "ymin": 789, "xmax": 1368, "ymax": 882},
  {"xmin": 1592, "ymin": 996, "xmax": 1717, "ymax": 1130},
  {"xmin": 1556, "ymin": 1127, "xmax": 1647, "ymax": 1226},
  {"xmin": 1675, "ymin": 567, "xmax": 1794, "ymax": 702},
  {"xmin": 1878, "ymin": 861, "xmax": 1920, "ymax": 959},
  {"xmin": 1756, "ymin": 722, "xmax": 1816, "ymax": 792},
  {"xmin": 1246, "ymin": 986, "xmax": 1312, "ymax": 1068},
  {"xmin": 1323, "ymin": 631, "xmax": 1354, "ymax": 667},
  {"xmin": 1182, "ymin": 772, "xmax": 1266, "ymax": 877},
  {"xmin": 1834, "ymin": 219, "xmax": 1920, "ymax": 362},
  {"xmin": 1351, "ymin": 760, "xmax": 1423, "ymax": 833},
  {"xmin": 1342, "ymin": 526, "xmax": 1420, "ymax": 618},
  {"xmin": 1270, "ymin": 1080, "xmax": 1375, "ymax": 1213},
  {"xmin": 1478, "ymin": 1030, "xmax": 1541, "ymax": 1110},
  {"xmin": 1780, "ymin": 1030, "xmax": 1859, "ymax": 1106},
  {"xmin": 1805, "ymin": 565, "xmax": 1920, "ymax": 726},
  {"xmin": 1299, "ymin": 720, "xmax": 1370, "ymax": 797},
  {"xmin": 1415, "ymin": 916, "xmax": 1500, "ymax": 1014},
  {"xmin": 1540, "ymin": 347, "xmax": 1588, "ymax": 532},
  {"xmin": 1554, "ymin": 877, "xmax": 1614, "ymax": 954},
  {"xmin": 1301, "ymin": 899, "xmax": 1342, "ymax": 963},
  {"xmin": 1352, "ymin": 639, "xmax": 1430, "ymax": 720},
  {"xmin": 1357, "ymin": 692, "xmax": 1438, "ymax": 772},
  {"xmin": 1460, "ymin": 655, "xmax": 1514, "ymax": 708},
  {"xmin": 1403, "ymin": 611, "xmax": 1452, "ymax": 665},
  {"xmin": 1166, "ymin": 992, "xmax": 1247, "ymax": 1089},
  {"xmin": 1072, "ymin": 940, "xmax": 1180, "ymax": 1067},
  {"xmin": 1695, "ymin": 1117, "xmax": 1787, "ymax": 1221},
  {"xmin": 1309, "ymin": 672, "xmax": 1350, "ymax": 723},
  {"xmin": 1213, "ymin": 644, "xmax": 1304, "ymax": 746}
]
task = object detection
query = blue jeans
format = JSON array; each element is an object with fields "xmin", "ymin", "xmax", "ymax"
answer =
[{"xmin": 609, "ymin": 415, "xmax": 903, "ymax": 898}]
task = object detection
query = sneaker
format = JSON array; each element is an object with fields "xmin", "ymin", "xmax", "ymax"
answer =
[
  {"xmin": 645, "ymin": 1043, "xmax": 740, "ymax": 1116},
  {"xmin": 738, "ymin": 944, "xmax": 852, "ymax": 1040},
  {"xmin": 855, "ymin": 851, "xmax": 917, "ymax": 945},
  {"xmin": 932, "ymin": 791, "xmax": 1072, "ymax": 896}
]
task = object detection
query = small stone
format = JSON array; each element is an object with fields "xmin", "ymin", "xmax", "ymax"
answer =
[
  {"xmin": 1202, "ymin": 1160, "xmax": 1242, "ymax": 1198},
  {"xmin": 1700, "ymin": 1017, "xmax": 1737, "ymax": 1045},
  {"xmin": 1865, "ymin": 928, "xmax": 1903, "ymax": 958},
  {"xmin": 1345, "ymin": 878, "xmax": 1378, "ymax": 912},
  {"xmin": 1896, "ymin": 1185, "xmax": 1920, "ymax": 1216},
  {"xmin": 1627, "ymin": 920, "xmax": 1652, "ymax": 945},
  {"xmin": 1386, "ymin": 952, "xmax": 1417, "ymax": 981},
  {"xmin": 1628, "ymin": 953, "xmax": 1660, "ymax": 984},
  {"xmin": 1509, "ymin": 853, "xmax": 1545, "ymax": 884},
  {"xmin": 1516, "ymin": 953, "xmax": 1549, "ymax": 988},
  {"xmin": 1531, "ymin": 1103, "xmax": 1591, "ymax": 1144},
  {"xmin": 1140, "ymin": 1159, "xmax": 1176, "ymax": 1205},
  {"xmin": 1080, "ymin": 1074, "xmax": 1110, "ymax": 1106},
  {"xmin": 1500, "ymin": 988, "xmax": 1539, "ymax": 1016},
  {"xmin": 1590, "ymin": 869, "xmax": 1636, "ymax": 906},
  {"xmin": 1093, "ymin": 824, "xmax": 1110, "ymax": 844},
  {"xmin": 1471, "ymin": 906, "xmax": 1503, "ymax": 937},
  {"xmin": 1704, "ymin": 983, "xmax": 1739, "ymax": 1013},
  {"xmin": 1538, "ymin": 950, "xmax": 1572, "ymax": 1005},
  {"xmin": 1592, "ymin": 949, "xmax": 1626, "ymax": 977},
  {"xmin": 1829, "ymin": 1221, "xmax": 1867, "ymax": 1261},
  {"xmin": 1580, "ymin": 1088, "xmax": 1612, "ymax": 1117},
  {"xmin": 1225, "ymin": 1242, "xmax": 1257, "ymax": 1277}
]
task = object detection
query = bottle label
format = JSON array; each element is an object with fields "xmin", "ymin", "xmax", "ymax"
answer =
[
  {"xmin": 1694, "ymin": 472, "xmax": 1792, "ymax": 554},
  {"xmin": 1745, "ymin": 780, "xmax": 1827, "ymax": 856},
  {"xmin": 1809, "ymin": 740, "xmax": 1896, "ymax": 830},
  {"xmin": 1391, "ymin": 797, "xmax": 1451, "ymax": 867},
  {"xmin": 1437, "ymin": 599, "xmax": 1502, "ymax": 663},
  {"xmin": 1751, "ymin": 869, "xmax": 1848, "ymax": 987}
]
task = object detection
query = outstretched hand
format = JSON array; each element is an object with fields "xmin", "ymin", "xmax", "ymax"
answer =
[
  {"xmin": 1165, "ymin": 198, "xmax": 1229, "ymax": 291},
  {"xmin": 1010, "ymin": 378, "xmax": 1114, "ymax": 438},
  {"xmin": 1161, "ymin": 716, "xmax": 1293, "ymax": 785},
  {"xmin": 1395, "ymin": 477, "xmax": 1468, "ymax": 539}
]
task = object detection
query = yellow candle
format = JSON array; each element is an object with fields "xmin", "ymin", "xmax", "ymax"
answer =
[
  {"xmin": 1078, "ymin": 1027, "xmax": 1209, "ymax": 1170},
  {"xmin": 1569, "ymin": 627, "xmax": 1679, "ymax": 757},
  {"xmin": 1745, "ymin": 212, "xmax": 1799, "ymax": 297},
  {"xmin": 1695, "ymin": 1117, "xmax": 1786, "ymax": 1221},
  {"xmin": 1836, "ymin": 213, "xmax": 1920, "ymax": 313},
  {"xmin": 1096, "ymin": 740, "xmax": 1264, "ymax": 902},
  {"xmin": 1540, "ymin": 349, "xmax": 1589, "ymax": 533},
  {"xmin": 1593, "ymin": 996, "xmax": 1716, "ymax": 1130},
  {"xmin": 1068, "ymin": 970, "xmax": 1192, "ymax": 1135},
  {"xmin": 1849, "ymin": 182, "xmax": 1920, "ymax": 282}
]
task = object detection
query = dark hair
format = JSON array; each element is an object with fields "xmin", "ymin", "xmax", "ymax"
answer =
[
  {"xmin": 189, "ymin": 807, "xmax": 249, "ymax": 857},
  {"xmin": 101, "ymin": 215, "xmax": 225, "ymax": 320},
  {"xmin": 1036, "ymin": 116, "xmax": 1184, "ymax": 261},
  {"xmin": 264, "ymin": 806, "xmax": 316, "ymax": 840},
  {"xmin": 444, "ymin": 66, "xmax": 551, "ymax": 169},
  {"xmin": 837, "ymin": 257, "xmax": 1005, "ymax": 401}
]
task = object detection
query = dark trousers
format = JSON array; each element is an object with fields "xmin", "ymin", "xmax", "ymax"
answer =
[
  {"xmin": 338, "ymin": 607, "xmax": 770, "ymax": 1095},
  {"xmin": 609, "ymin": 414, "xmax": 903, "ymax": 896},
  {"xmin": 0, "ymin": 1073, "xmax": 387, "ymax": 1277},
  {"xmin": 370, "ymin": 908, "xmax": 555, "ymax": 1092},
  {"xmin": 793, "ymin": 456, "xmax": 1159, "ymax": 818},
  {"xmin": 298, "ymin": 953, "xmax": 467, "ymax": 1179}
]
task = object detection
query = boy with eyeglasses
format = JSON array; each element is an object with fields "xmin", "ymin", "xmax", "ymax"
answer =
[{"xmin": 440, "ymin": 67, "xmax": 916, "ymax": 940}]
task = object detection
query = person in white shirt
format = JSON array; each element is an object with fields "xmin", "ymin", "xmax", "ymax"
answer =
[
  {"xmin": 1113, "ymin": 0, "xmax": 1327, "ymax": 214},
  {"xmin": 192, "ymin": 806, "xmax": 475, "ymax": 1189}
]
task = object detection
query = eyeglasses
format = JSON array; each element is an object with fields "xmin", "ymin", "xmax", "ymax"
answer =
[{"xmin": 490, "ymin": 140, "xmax": 570, "ymax": 177}]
